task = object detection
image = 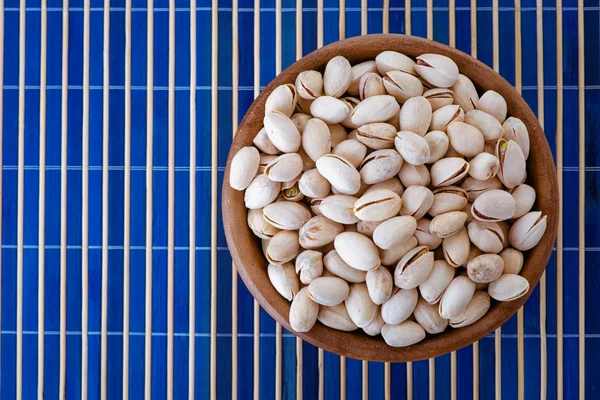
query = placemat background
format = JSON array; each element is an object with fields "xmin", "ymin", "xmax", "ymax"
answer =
[{"xmin": 0, "ymin": 0, "xmax": 598, "ymax": 398}]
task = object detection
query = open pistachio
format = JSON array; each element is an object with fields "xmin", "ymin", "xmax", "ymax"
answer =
[
  {"xmin": 414, "ymin": 53, "xmax": 459, "ymax": 88},
  {"xmin": 414, "ymin": 218, "xmax": 443, "ymax": 250},
  {"xmin": 446, "ymin": 121, "xmax": 485, "ymax": 158},
  {"xmin": 449, "ymin": 291, "xmax": 490, "ymax": 328},
  {"xmin": 324, "ymin": 250, "xmax": 368, "ymax": 282},
  {"xmin": 381, "ymin": 287, "xmax": 418, "ymax": 324},
  {"xmin": 302, "ymin": 118, "xmax": 331, "ymax": 162},
  {"xmin": 366, "ymin": 266, "xmax": 394, "ymax": 305},
  {"xmin": 424, "ymin": 131, "xmax": 449, "ymax": 164},
  {"xmin": 310, "ymin": 96, "xmax": 351, "ymax": 124},
  {"xmin": 508, "ymin": 184, "xmax": 536, "ymax": 219},
  {"xmin": 383, "ymin": 70, "xmax": 424, "ymax": 103},
  {"xmin": 429, "ymin": 186, "xmax": 468, "ymax": 216},
  {"xmin": 450, "ymin": 74, "xmax": 479, "ymax": 111},
  {"xmin": 332, "ymin": 139, "xmax": 367, "ymax": 168},
  {"xmin": 308, "ymin": 276, "xmax": 350, "ymax": 306},
  {"xmin": 264, "ymin": 111, "xmax": 302, "ymax": 153},
  {"xmin": 329, "ymin": 124, "xmax": 347, "ymax": 148},
  {"xmin": 291, "ymin": 112, "xmax": 312, "ymax": 133},
  {"xmin": 439, "ymin": 276, "xmax": 476, "ymax": 319},
  {"xmin": 295, "ymin": 70, "xmax": 324, "ymax": 100},
  {"xmin": 348, "ymin": 60, "xmax": 378, "ymax": 95},
  {"xmin": 295, "ymin": 97, "xmax": 314, "ymax": 115},
  {"xmin": 378, "ymin": 234, "xmax": 417, "ymax": 265},
  {"xmin": 281, "ymin": 177, "xmax": 303, "ymax": 201},
  {"xmin": 429, "ymin": 211, "xmax": 468, "ymax": 239},
  {"xmin": 465, "ymin": 110, "xmax": 503, "ymax": 141},
  {"xmin": 356, "ymin": 123, "xmax": 397, "ymax": 149},
  {"xmin": 373, "ymin": 215, "xmax": 417, "ymax": 250},
  {"xmin": 400, "ymin": 185, "xmax": 434, "ymax": 220},
  {"xmin": 323, "ymin": 55, "xmax": 352, "ymax": 98},
  {"xmin": 496, "ymin": 138, "xmax": 526, "ymax": 189},
  {"xmin": 268, "ymin": 262, "xmax": 300, "ymax": 301},
  {"xmin": 357, "ymin": 220, "xmax": 382, "ymax": 239},
  {"xmin": 468, "ymin": 153, "xmax": 500, "ymax": 181},
  {"xmin": 423, "ymin": 88, "xmax": 454, "ymax": 111},
  {"xmin": 350, "ymin": 95, "xmax": 401, "ymax": 127},
  {"xmin": 442, "ymin": 226, "xmax": 470, "ymax": 267},
  {"xmin": 360, "ymin": 149, "xmax": 404, "ymax": 185},
  {"xmin": 297, "ymin": 147, "xmax": 316, "ymax": 171},
  {"xmin": 263, "ymin": 201, "xmax": 311, "ymax": 230},
  {"xmin": 488, "ymin": 274, "xmax": 530, "ymax": 301},
  {"xmin": 399, "ymin": 96, "xmax": 432, "ymax": 136},
  {"xmin": 502, "ymin": 117, "xmax": 530, "ymax": 159},
  {"xmin": 477, "ymin": 90, "xmax": 507, "ymax": 123},
  {"xmin": 359, "ymin": 72, "xmax": 386, "ymax": 100},
  {"xmin": 230, "ymin": 146, "xmax": 260, "ymax": 190},
  {"xmin": 298, "ymin": 168, "xmax": 331, "ymax": 198},
  {"xmin": 295, "ymin": 250, "xmax": 324, "ymax": 284},
  {"xmin": 394, "ymin": 131, "xmax": 430, "ymax": 166},
  {"xmin": 471, "ymin": 189, "xmax": 516, "ymax": 222},
  {"xmin": 354, "ymin": 189, "xmax": 402, "ymax": 221},
  {"xmin": 376, "ymin": 51, "xmax": 416, "ymax": 76},
  {"xmin": 244, "ymin": 174, "xmax": 281, "ymax": 209},
  {"xmin": 467, "ymin": 253, "xmax": 504, "ymax": 284},
  {"xmin": 508, "ymin": 211, "xmax": 547, "ymax": 251},
  {"xmin": 431, "ymin": 157, "xmax": 470, "ymax": 187},
  {"xmin": 334, "ymin": 232, "xmax": 381, "ymax": 271},
  {"xmin": 366, "ymin": 177, "xmax": 404, "ymax": 196},
  {"xmin": 266, "ymin": 230, "xmax": 300, "ymax": 264},
  {"xmin": 499, "ymin": 248, "xmax": 524, "ymax": 275},
  {"xmin": 419, "ymin": 259, "xmax": 454, "ymax": 304},
  {"xmin": 430, "ymin": 104, "xmax": 465, "ymax": 132},
  {"xmin": 363, "ymin": 311, "xmax": 386, "ymax": 336},
  {"xmin": 258, "ymin": 154, "xmax": 278, "ymax": 174},
  {"xmin": 345, "ymin": 283, "xmax": 379, "ymax": 327},
  {"xmin": 253, "ymin": 127, "xmax": 280, "ymax": 155},
  {"xmin": 265, "ymin": 84, "xmax": 298, "ymax": 117},
  {"xmin": 467, "ymin": 220, "xmax": 505, "ymax": 254},
  {"xmin": 289, "ymin": 287, "xmax": 319, "ymax": 332},
  {"xmin": 340, "ymin": 97, "xmax": 361, "ymax": 129},
  {"xmin": 461, "ymin": 202, "xmax": 475, "ymax": 223},
  {"xmin": 318, "ymin": 303, "xmax": 359, "ymax": 331},
  {"xmin": 398, "ymin": 163, "xmax": 431, "ymax": 187},
  {"xmin": 413, "ymin": 297, "xmax": 448, "ymax": 334},
  {"xmin": 461, "ymin": 176, "xmax": 503, "ymax": 202},
  {"xmin": 247, "ymin": 208, "xmax": 281, "ymax": 240},
  {"xmin": 299, "ymin": 216, "xmax": 344, "ymax": 250},
  {"xmin": 382, "ymin": 320, "xmax": 426, "ymax": 347},
  {"xmin": 394, "ymin": 246, "xmax": 435, "ymax": 289},
  {"xmin": 316, "ymin": 154, "xmax": 361, "ymax": 195},
  {"xmin": 264, "ymin": 153, "xmax": 304, "ymax": 182},
  {"xmin": 319, "ymin": 195, "xmax": 360, "ymax": 224}
]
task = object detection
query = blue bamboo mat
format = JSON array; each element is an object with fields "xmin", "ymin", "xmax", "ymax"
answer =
[{"xmin": 0, "ymin": 0, "xmax": 599, "ymax": 398}]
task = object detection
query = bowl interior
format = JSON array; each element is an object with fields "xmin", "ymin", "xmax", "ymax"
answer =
[{"xmin": 222, "ymin": 34, "xmax": 558, "ymax": 362}]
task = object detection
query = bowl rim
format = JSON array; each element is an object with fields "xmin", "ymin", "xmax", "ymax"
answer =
[{"xmin": 222, "ymin": 33, "xmax": 558, "ymax": 362}]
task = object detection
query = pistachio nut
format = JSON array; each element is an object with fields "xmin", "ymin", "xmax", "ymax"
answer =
[
  {"xmin": 263, "ymin": 111, "xmax": 302, "ymax": 153},
  {"xmin": 319, "ymin": 195, "xmax": 360, "ymax": 224},
  {"xmin": 483, "ymin": 140, "xmax": 497, "ymax": 155},
  {"xmin": 496, "ymin": 138, "xmax": 527, "ymax": 189},
  {"xmin": 356, "ymin": 123, "xmax": 397, "ymax": 149},
  {"xmin": 399, "ymin": 96, "xmax": 433, "ymax": 136},
  {"xmin": 341, "ymin": 178, "xmax": 372, "ymax": 198},
  {"xmin": 307, "ymin": 276, "xmax": 350, "ymax": 306},
  {"xmin": 324, "ymin": 250, "xmax": 368, "ymax": 283},
  {"xmin": 468, "ymin": 152, "xmax": 500, "ymax": 181},
  {"xmin": 430, "ymin": 104, "xmax": 465, "ymax": 132},
  {"xmin": 253, "ymin": 127, "xmax": 280, "ymax": 155},
  {"xmin": 381, "ymin": 320, "xmax": 426, "ymax": 347},
  {"xmin": 383, "ymin": 70, "xmax": 424, "ymax": 103},
  {"xmin": 446, "ymin": 121, "xmax": 485, "ymax": 158},
  {"xmin": 398, "ymin": 163, "xmax": 431, "ymax": 187},
  {"xmin": 423, "ymin": 88, "xmax": 454, "ymax": 111},
  {"xmin": 353, "ymin": 189, "xmax": 402, "ymax": 222},
  {"xmin": 461, "ymin": 176, "xmax": 503, "ymax": 202},
  {"xmin": 316, "ymin": 154, "xmax": 361, "ymax": 195},
  {"xmin": 247, "ymin": 208, "xmax": 281, "ymax": 240},
  {"xmin": 268, "ymin": 262, "xmax": 300, "ymax": 301},
  {"xmin": 465, "ymin": 109, "xmax": 503, "ymax": 141},
  {"xmin": 360, "ymin": 149, "xmax": 404, "ymax": 185},
  {"xmin": 317, "ymin": 303, "xmax": 359, "ymax": 332},
  {"xmin": 301, "ymin": 119, "xmax": 331, "ymax": 162},
  {"xmin": 258, "ymin": 153, "xmax": 278, "ymax": 174},
  {"xmin": 263, "ymin": 201, "xmax": 311, "ymax": 230},
  {"xmin": 461, "ymin": 202, "xmax": 475, "ymax": 223},
  {"xmin": 340, "ymin": 97, "xmax": 361, "ymax": 129},
  {"xmin": 394, "ymin": 131, "xmax": 430, "ymax": 166},
  {"xmin": 363, "ymin": 311, "xmax": 386, "ymax": 336},
  {"xmin": 429, "ymin": 186, "xmax": 468, "ymax": 216},
  {"xmin": 488, "ymin": 274, "xmax": 530, "ymax": 301},
  {"xmin": 350, "ymin": 95, "xmax": 401, "ymax": 127},
  {"xmin": 373, "ymin": 216, "xmax": 418, "ymax": 250},
  {"xmin": 299, "ymin": 216, "xmax": 344, "ymax": 250},
  {"xmin": 442, "ymin": 226, "xmax": 470, "ymax": 267},
  {"xmin": 400, "ymin": 185, "xmax": 434, "ymax": 220},
  {"xmin": 431, "ymin": 157, "xmax": 470, "ymax": 187},
  {"xmin": 450, "ymin": 74, "xmax": 479, "ymax": 111},
  {"xmin": 281, "ymin": 177, "xmax": 304, "ymax": 202},
  {"xmin": 345, "ymin": 283, "xmax": 379, "ymax": 327},
  {"xmin": 438, "ymin": 275, "xmax": 476, "ymax": 319},
  {"xmin": 467, "ymin": 220, "xmax": 505, "ymax": 254},
  {"xmin": 230, "ymin": 146, "xmax": 260, "ymax": 190},
  {"xmin": 394, "ymin": 246, "xmax": 435, "ymax": 289},
  {"xmin": 310, "ymin": 96, "xmax": 351, "ymax": 124},
  {"xmin": 375, "ymin": 51, "xmax": 416, "ymax": 76},
  {"xmin": 366, "ymin": 266, "xmax": 394, "ymax": 305},
  {"xmin": 424, "ymin": 131, "xmax": 450, "ymax": 164},
  {"xmin": 429, "ymin": 211, "xmax": 468, "ymax": 239},
  {"xmin": 295, "ymin": 96, "xmax": 314, "ymax": 116},
  {"xmin": 309, "ymin": 198, "xmax": 324, "ymax": 215},
  {"xmin": 334, "ymin": 232, "xmax": 381, "ymax": 271},
  {"xmin": 266, "ymin": 230, "xmax": 300, "ymax": 264},
  {"xmin": 471, "ymin": 189, "xmax": 516, "ymax": 222},
  {"xmin": 418, "ymin": 259, "xmax": 455, "ymax": 304},
  {"xmin": 508, "ymin": 184, "xmax": 536, "ymax": 219},
  {"xmin": 289, "ymin": 287, "xmax": 319, "ymax": 332},
  {"xmin": 499, "ymin": 248, "xmax": 524, "ymax": 275},
  {"xmin": 449, "ymin": 291, "xmax": 490, "ymax": 328},
  {"xmin": 297, "ymin": 146, "xmax": 317, "ymax": 172},
  {"xmin": 477, "ymin": 90, "xmax": 507, "ymax": 123},
  {"xmin": 502, "ymin": 117, "xmax": 530, "ymax": 159},
  {"xmin": 298, "ymin": 169, "xmax": 330, "ymax": 199},
  {"xmin": 414, "ymin": 218, "xmax": 443, "ymax": 250},
  {"xmin": 323, "ymin": 55, "xmax": 352, "ymax": 98},
  {"xmin": 413, "ymin": 297, "xmax": 448, "ymax": 334},
  {"xmin": 295, "ymin": 70, "xmax": 324, "ymax": 100},
  {"xmin": 244, "ymin": 174, "xmax": 281, "ymax": 209},
  {"xmin": 357, "ymin": 220, "xmax": 383, "ymax": 239},
  {"xmin": 329, "ymin": 124, "xmax": 347, "ymax": 148},
  {"xmin": 346, "ymin": 129, "xmax": 358, "ymax": 141},
  {"xmin": 366, "ymin": 177, "xmax": 404, "ymax": 196},
  {"xmin": 414, "ymin": 53, "xmax": 459, "ymax": 88},
  {"xmin": 381, "ymin": 236, "xmax": 418, "ymax": 266},
  {"xmin": 445, "ymin": 144, "xmax": 465, "ymax": 159},
  {"xmin": 508, "ymin": 211, "xmax": 547, "ymax": 251},
  {"xmin": 295, "ymin": 250, "xmax": 324, "ymax": 284},
  {"xmin": 379, "ymin": 287, "xmax": 417, "ymax": 325},
  {"xmin": 359, "ymin": 72, "xmax": 386, "ymax": 100},
  {"xmin": 265, "ymin": 83, "xmax": 298, "ymax": 117},
  {"xmin": 291, "ymin": 112, "xmax": 311, "ymax": 134},
  {"xmin": 264, "ymin": 153, "xmax": 304, "ymax": 182},
  {"xmin": 466, "ymin": 254, "xmax": 504, "ymax": 284},
  {"xmin": 348, "ymin": 60, "xmax": 378, "ymax": 95}
]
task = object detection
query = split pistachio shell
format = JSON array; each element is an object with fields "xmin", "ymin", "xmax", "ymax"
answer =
[
  {"xmin": 414, "ymin": 54, "xmax": 459, "ymax": 88},
  {"xmin": 291, "ymin": 112, "xmax": 312, "ymax": 133},
  {"xmin": 248, "ymin": 208, "xmax": 281, "ymax": 239},
  {"xmin": 465, "ymin": 110, "xmax": 504, "ymax": 141},
  {"xmin": 345, "ymin": 283, "xmax": 379, "ymax": 327},
  {"xmin": 375, "ymin": 51, "xmax": 416, "ymax": 76},
  {"xmin": 253, "ymin": 127, "xmax": 280, "ymax": 155},
  {"xmin": 324, "ymin": 55, "xmax": 352, "ymax": 98},
  {"xmin": 329, "ymin": 124, "xmax": 348, "ymax": 147},
  {"xmin": 298, "ymin": 169, "xmax": 331, "ymax": 198},
  {"xmin": 373, "ymin": 216, "xmax": 418, "ymax": 250},
  {"xmin": 295, "ymin": 70, "xmax": 324, "ymax": 100},
  {"xmin": 357, "ymin": 220, "xmax": 382, "ymax": 238},
  {"xmin": 467, "ymin": 254, "xmax": 504, "ymax": 283},
  {"xmin": 502, "ymin": 117, "xmax": 530, "ymax": 159},
  {"xmin": 302, "ymin": 119, "xmax": 331, "ymax": 162},
  {"xmin": 310, "ymin": 96, "xmax": 352, "ymax": 125},
  {"xmin": 449, "ymin": 291, "xmax": 490, "ymax": 328},
  {"xmin": 298, "ymin": 147, "xmax": 317, "ymax": 171},
  {"xmin": 461, "ymin": 202, "xmax": 475, "ymax": 223},
  {"xmin": 281, "ymin": 178, "xmax": 304, "ymax": 202},
  {"xmin": 477, "ymin": 90, "xmax": 507, "ymax": 123},
  {"xmin": 265, "ymin": 84, "xmax": 298, "ymax": 117},
  {"xmin": 317, "ymin": 303, "xmax": 359, "ymax": 331},
  {"xmin": 299, "ymin": 216, "xmax": 344, "ymax": 250},
  {"xmin": 334, "ymin": 232, "xmax": 381, "ymax": 271},
  {"xmin": 266, "ymin": 230, "xmax": 300, "ymax": 264},
  {"xmin": 381, "ymin": 287, "xmax": 419, "ymax": 324},
  {"xmin": 340, "ymin": 97, "xmax": 361, "ymax": 129},
  {"xmin": 332, "ymin": 139, "xmax": 367, "ymax": 169},
  {"xmin": 350, "ymin": 95, "xmax": 401, "ymax": 127},
  {"xmin": 430, "ymin": 104, "xmax": 465, "ymax": 132},
  {"xmin": 496, "ymin": 138, "xmax": 526, "ymax": 189},
  {"xmin": 499, "ymin": 248, "xmax": 524, "ymax": 275},
  {"xmin": 468, "ymin": 153, "xmax": 500, "ymax": 181},
  {"xmin": 308, "ymin": 276, "xmax": 350, "ymax": 306},
  {"xmin": 356, "ymin": 123, "xmax": 397, "ymax": 149},
  {"xmin": 509, "ymin": 184, "xmax": 536, "ymax": 219},
  {"xmin": 423, "ymin": 88, "xmax": 454, "ymax": 111},
  {"xmin": 508, "ymin": 211, "xmax": 547, "ymax": 251},
  {"xmin": 488, "ymin": 274, "xmax": 530, "ymax": 301},
  {"xmin": 398, "ymin": 163, "xmax": 431, "ymax": 187},
  {"xmin": 363, "ymin": 311, "xmax": 386, "ymax": 336},
  {"xmin": 359, "ymin": 72, "xmax": 386, "ymax": 100},
  {"xmin": 383, "ymin": 70, "xmax": 424, "ymax": 103},
  {"xmin": 295, "ymin": 250, "xmax": 324, "ymax": 284},
  {"xmin": 442, "ymin": 226, "xmax": 470, "ymax": 267},
  {"xmin": 467, "ymin": 220, "xmax": 505, "ymax": 254},
  {"xmin": 366, "ymin": 178, "xmax": 404, "ymax": 196},
  {"xmin": 366, "ymin": 266, "xmax": 394, "ymax": 305},
  {"xmin": 451, "ymin": 74, "xmax": 479, "ymax": 111},
  {"xmin": 381, "ymin": 320, "xmax": 426, "ymax": 347},
  {"xmin": 268, "ymin": 262, "xmax": 300, "ymax": 301},
  {"xmin": 399, "ymin": 96, "xmax": 432, "ymax": 136},
  {"xmin": 381, "ymin": 236, "xmax": 418, "ymax": 266},
  {"xmin": 424, "ymin": 131, "xmax": 449, "ymax": 164},
  {"xmin": 263, "ymin": 201, "xmax": 311, "ymax": 230},
  {"xmin": 354, "ymin": 189, "xmax": 402, "ymax": 221},
  {"xmin": 319, "ymin": 195, "xmax": 360, "ymax": 224},
  {"xmin": 445, "ymin": 145, "xmax": 465, "ymax": 159},
  {"xmin": 461, "ymin": 176, "xmax": 503, "ymax": 202},
  {"xmin": 439, "ymin": 276, "xmax": 476, "ymax": 319},
  {"xmin": 244, "ymin": 174, "xmax": 281, "ymax": 209},
  {"xmin": 316, "ymin": 154, "xmax": 361, "ymax": 195},
  {"xmin": 324, "ymin": 250, "xmax": 368, "ymax": 283},
  {"xmin": 429, "ymin": 211, "xmax": 468, "ymax": 239},
  {"xmin": 414, "ymin": 218, "xmax": 443, "ymax": 250},
  {"xmin": 309, "ymin": 198, "xmax": 324, "ymax": 215},
  {"xmin": 431, "ymin": 157, "xmax": 470, "ymax": 187},
  {"xmin": 394, "ymin": 131, "xmax": 430, "ymax": 166},
  {"xmin": 429, "ymin": 186, "xmax": 468, "ymax": 216},
  {"xmin": 386, "ymin": 108, "xmax": 401, "ymax": 131},
  {"xmin": 348, "ymin": 60, "xmax": 378, "ymax": 96},
  {"xmin": 394, "ymin": 246, "xmax": 435, "ymax": 289},
  {"xmin": 264, "ymin": 111, "xmax": 302, "ymax": 153},
  {"xmin": 258, "ymin": 154, "xmax": 278, "ymax": 174},
  {"xmin": 446, "ymin": 121, "xmax": 485, "ymax": 158},
  {"xmin": 360, "ymin": 149, "xmax": 404, "ymax": 185},
  {"xmin": 400, "ymin": 185, "xmax": 434, "ymax": 220},
  {"xmin": 413, "ymin": 297, "xmax": 448, "ymax": 334},
  {"xmin": 498, "ymin": 221, "xmax": 511, "ymax": 248},
  {"xmin": 296, "ymin": 97, "xmax": 314, "ymax": 115},
  {"xmin": 289, "ymin": 287, "xmax": 319, "ymax": 332},
  {"xmin": 419, "ymin": 259, "xmax": 455, "ymax": 304},
  {"xmin": 472, "ymin": 189, "xmax": 516, "ymax": 222},
  {"xmin": 230, "ymin": 146, "xmax": 260, "ymax": 190},
  {"xmin": 264, "ymin": 153, "xmax": 304, "ymax": 182}
]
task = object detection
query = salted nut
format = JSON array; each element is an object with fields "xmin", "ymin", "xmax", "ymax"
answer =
[
  {"xmin": 334, "ymin": 232, "xmax": 381, "ymax": 271},
  {"xmin": 414, "ymin": 297, "xmax": 448, "ymax": 334},
  {"xmin": 429, "ymin": 211, "xmax": 468, "ymax": 239},
  {"xmin": 383, "ymin": 70, "xmax": 424, "ymax": 103},
  {"xmin": 229, "ymin": 146, "xmax": 260, "ymax": 190},
  {"xmin": 508, "ymin": 211, "xmax": 547, "ymax": 251},
  {"xmin": 360, "ymin": 149, "xmax": 404, "ymax": 185},
  {"xmin": 430, "ymin": 104, "xmax": 465, "ymax": 132},
  {"xmin": 356, "ymin": 123, "xmax": 397, "ymax": 149},
  {"xmin": 265, "ymin": 83, "xmax": 298, "ymax": 117},
  {"xmin": 395, "ymin": 131, "xmax": 430, "ymax": 165},
  {"xmin": 394, "ymin": 246, "xmax": 435, "ymax": 289},
  {"xmin": 449, "ymin": 291, "xmax": 490, "ymax": 328},
  {"xmin": 467, "ymin": 254, "xmax": 504, "ymax": 283},
  {"xmin": 332, "ymin": 139, "xmax": 367, "ymax": 168},
  {"xmin": 375, "ymin": 51, "xmax": 416, "ymax": 76},
  {"xmin": 345, "ymin": 283, "xmax": 379, "ymax": 327},
  {"xmin": 451, "ymin": 74, "xmax": 479, "ymax": 111},
  {"xmin": 423, "ymin": 88, "xmax": 454, "ymax": 111},
  {"xmin": 429, "ymin": 186, "xmax": 468, "ymax": 217},
  {"xmin": 419, "ymin": 259, "xmax": 455, "ymax": 304},
  {"xmin": 381, "ymin": 287, "xmax": 418, "ymax": 325},
  {"xmin": 488, "ymin": 274, "xmax": 530, "ymax": 301},
  {"xmin": 382, "ymin": 320, "xmax": 426, "ymax": 348},
  {"xmin": 414, "ymin": 54, "xmax": 459, "ymax": 88},
  {"xmin": 268, "ymin": 262, "xmax": 300, "ymax": 301},
  {"xmin": 471, "ymin": 189, "xmax": 517, "ymax": 222},
  {"xmin": 354, "ymin": 189, "xmax": 402, "ymax": 221},
  {"xmin": 399, "ymin": 96, "xmax": 433, "ymax": 135},
  {"xmin": 316, "ymin": 154, "xmax": 361, "ymax": 195},
  {"xmin": 400, "ymin": 185, "xmax": 434, "ymax": 220}
]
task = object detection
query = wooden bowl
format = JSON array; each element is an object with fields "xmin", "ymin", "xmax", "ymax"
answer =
[{"xmin": 222, "ymin": 34, "xmax": 558, "ymax": 362}]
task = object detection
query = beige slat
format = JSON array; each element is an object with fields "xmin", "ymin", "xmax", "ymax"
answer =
[
  {"xmin": 362, "ymin": 360, "xmax": 368, "ymax": 400},
  {"xmin": 429, "ymin": 358, "xmax": 435, "ymax": 400},
  {"xmin": 405, "ymin": 0, "xmax": 411, "ymax": 35},
  {"xmin": 339, "ymin": 0, "xmax": 345, "ymax": 39},
  {"xmin": 473, "ymin": 342, "xmax": 479, "ymax": 400},
  {"xmin": 426, "ymin": 0, "xmax": 433, "ymax": 39},
  {"xmin": 384, "ymin": 362, "xmax": 391, "ymax": 400},
  {"xmin": 577, "ymin": 0, "xmax": 585, "ymax": 398},
  {"xmin": 448, "ymin": 0, "xmax": 455, "ymax": 48},
  {"xmin": 451, "ymin": 352, "xmax": 457, "ymax": 400},
  {"xmin": 361, "ymin": 0, "xmax": 367, "ymax": 35},
  {"xmin": 318, "ymin": 0, "xmax": 324, "ymax": 48},
  {"xmin": 319, "ymin": 350, "xmax": 325, "ymax": 400},
  {"xmin": 231, "ymin": 0, "xmax": 238, "ymax": 396},
  {"xmin": 470, "ymin": 0, "xmax": 476, "ymax": 58},
  {"xmin": 383, "ymin": 0, "xmax": 389, "ymax": 34},
  {"xmin": 341, "ymin": 356, "xmax": 346, "ymax": 400}
]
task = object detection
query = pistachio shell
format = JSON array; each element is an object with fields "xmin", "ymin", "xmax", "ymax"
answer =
[
  {"xmin": 477, "ymin": 90, "xmax": 507, "ymax": 123},
  {"xmin": 363, "ymin": 311, "xmax": 386, "ymax": 336},
  {"xmin": 423, "ymin": 88, "xmax": 454, "ymax": 111},
  {"xmin": 461, "ymin": 176, "xmax": 503, "ymax": 202},
  {"xmin": 394, "ymin": 131, "xmax": 430, "ymax": 166},
  {"xmin": 247, "ymin": 208, "xmax": 281, "ymax": 239},
  {"xmin": 309, "ymin": 198, "xmax": 324, "ymax": 215},
  {"xmin": 317, "ymin": 303, "xmax": 359, "ymax": 331},
  {"xmin": 316, "ymin": 154, "xmax": 361, "ymax": 195},
  {"xmin": 297, "ymin": 146, "xmax": 317, "ymax": 171},
  {"xmin": 508, "ymin": 211, "xmax": 547, "ymax": 251},
  {"xmin": 399, "ymin": 96, "xmax": 432, "ymax": 136},
  {"xmin": 307, "ymin": 276, "xmax": 350, "ymax": 306},
  {"xmin": 324, "ymin": 250, "xmax": 368, "ymax": 283},
  {"xmin": 509, "ymin": 184, "xmax": 536, "ymax": 219},
  {"xmin": 450, "ymin": 74, "xmax": 479, "ymax": 111},
  {"xmin": 442, "ymin": 226, "xmax": 470, "ymax": 267},
  {"xmin": 373, "ymin": 216, "xmax": 418, "ymax": 250},
  {"xmin": 419, "ymin": 259, "xmax": 455, "ymax": 304},
  {"xmin": 319, "ymin": 195, "xmax": 360, "ymax": 224},
  {"xmin": 340, "ymin": 97, "xmax": 361, "ymax": 129},
  {"xmin": 360, "ymin": 149, "xmax": 404, "ymax": 185},
  {"xmin": 263, "ymin": 201, "xmax": 311, "ymax": 230},
  {"xmin": 499, "ymin": 248, "xmax": 524, "ymax": 275},
  {"xmin": 348, "ymin": 60, "xmax": 378, "ymax": 95},
  {"xmin": 375, "ymin": 51, "xmax": 416, "ymax": 76},
  {"xmin": 488, "ymin": 274, "xmax": 530, "ymax": 301},
  {"xmin": 354, "ymin": 189, "xmax": 402, "ymax": 221},
  {"xmin": 268, "ymin": 262, "xmax": 300, "ymax": 301},
  {"xmin": 400, "ymin": 185, "xmax": 434, "ymax": 220},
  {"xmin": 345, "ymin": 283, "xmax": 379, "ymax": 327},
  {"xmin": 471, "ymin": 189, "xmax": 516, "ymax": 222},
  {"xmin": 334, "ymin": 232, "xmax": 381, "ymax": 271},
  {"xmin": 429, "ymin": 186, "xmax": 469, "ymax": 216},
  {"xmin": 253, "ymin": 127, "xmax": 280, "ymax": 155},
  {"xmin": 230, "ymin": 146, "xmax": 260, "ymax": 190},
  {"xmin": 298, "ymin": 168, "xmax": 331, "ymax": 198},
  {"xmin": 264, "ymin": 153, "xmax": 304, "ymax": 182},
  {"xmin": 424, "ymin": 131, "xmax": 450, "ymax": 164},
  {"xmin": 329, "ymin": 124, "xmax": 348, "ymax": 148},
  {"xmin": 467, "ymin": 254, "xmax": 504, "ymax": 283},
  {"xmin": 414, "ymin": 54, "xmax": 459, "ymax": 88},
  {"xmin": 295, "ymin": 250, "xmax": 324, "ymax": 284},
  {"xmin": 381, "ymin": 287, "xmax": 419, "ymax": 324},
  {"xmin": 365, "ymin": 178, "xmax": 404, "ymax": 196},
  {"xmin": 295, "ymin": 70, "xmax": 324, "ymax": 100},
  {"xmin": 380, "ymin": 236, "xmax": 419, "ymax": 266},
  {"xmin": 296, "ymin": 97, "xmax": 314, "ymax": 115},
  {"xmin": 291, "ymin": 112, "xmax": 312, "ymax": 134},
  {"xmin": 323, "ymin": 55, "xmax": 352, "ymax": 98},
  {"xmin": 438, "ymin": 276, "xmax": 476, "ymax": 319},
  {"xmin": 383, "ymin": 70, "xmax": 424, "ymax": 103},
  {"xmin": 264, "ymin": 111, "xmax": 302, "ymax": 153},
  {"xmin": 398, "ymin": 163, "xmax": 431, "ymax": 187},
  {"xmin": 359, "ymin": 72, "xmax": 386, "ymax": 100},
  {"xmin": 310, "ymin": 96, "xmax": 351, "ymax": 124},
  {"xmin": 394, "ymin": 246, "xmax": 435, "ymax": 289},
  {"xmin": 430, "ymin": 104, "xmax": 465, "ymax": 133},
  {"xmin": 244, "ymin": 174, "xmax": 281, "ymax": 209},
  {"xmin": 299, "ymin": 216, "xmax": 344, "ymax": 250},
  {"xmin": 265, "ymin": 84, "xmax": 298, "ymax": 117},
  {"xmin": 429, "ymin": 211, "xmax": 468, "ymax": 239},
  {"xmin": 430, "ymin": 157, "xmax": 470, "ymax": 187},
  {"xmin": 258, "ymin": 153, "xmax": 278, "ymax": 174},
  {"xmin": 325, "ymin": 140, "xmax": 365, "ymax": 171},
  {"xmin": 381, "ymin": 320, "xmax": 425, "ymax": 347},
  {"xmin": 357, "ymin": 220, "xmax": 383, "ymax": 239},
  {"xmin": 461, "ymin": 202, "xmax": 475, "ymax": 223},
  {"xmin": 266, "ymin": 230, "xmax": 300, "ymax": 264},
  {"xmin": 289, "ymin": 287, "xmax": 319, "ymax": 332},
  {"xmin": 413, "ymin": 297, "xmax": 448, "ymax": 334},
  {"xmin": 414, "ymin": 218, "xmax": 443, "ymax": 250},
  {"xmin": 356, "ymin": 123, "xmax": 397, "ymax": 150},
  {"xmin": 446, "ymin": 121, "xmax": 485, "ymax": 158},
  {"xmin": 465, "ymin": 110, "xmax": 504, "ymax": 141},
  {"xmin": 449, "ymin": 291, "xmax": 490, "ymax": 328},
  {"xmin": 468, "ymin": 152, "xmax": 500, "ymax": 181},
  {"xmin": 467, "ymin": 220, "xmax": 505, "ymax": 254},
  {"xmin": 281, "ymin": 177, "xmax": 304, "ymax": 202},
  {"xmin": 496, "ymin": 138, "xmax": 526, "ymax": 189},
  {"xmin": 366, "ymin": 266, "xmax": 394, "ymax": 305},
  {"xmin": 302, "ymin": 118, "xmax": 331, "ymax": 162},
  {"xmin": 502, "ymin": 117, "xmax": 530, "ymax": 159},
  {"xmin": 350, "ymin": 95, "xmax": 401, "ymax": 126}
]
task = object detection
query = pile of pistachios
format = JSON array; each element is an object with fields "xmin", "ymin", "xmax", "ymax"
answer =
[{"xmin": 229, "ymin": 51, "xmax": 547, "ymax": 348}]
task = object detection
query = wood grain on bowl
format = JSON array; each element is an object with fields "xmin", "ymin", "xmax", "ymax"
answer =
[{"xmin": 222, "ymin": 34, "xmax": 558, "ymax": 362}]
